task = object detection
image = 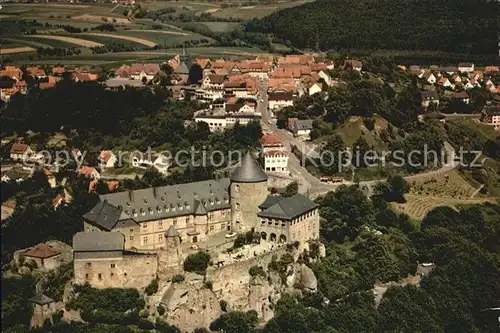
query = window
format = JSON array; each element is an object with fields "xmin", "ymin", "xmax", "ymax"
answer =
[
  {"xmin": 158, "ymin": 234, "xmax": 163, "ymax": 242},
  {"xmin": 85, "ymin": 274, "xmax": 89, "ymax": 279},
  {"xmin": 129, "ymin": 229, "xmax": 134, "ymax": 233},
  {"xmin": 186, "ymin": 217, "xmax": 190, "ymax": 224},
  {"xmin": 262, "ymin": 220, "xmax": 266, "ymax": 224},
  {"xmin": 142, "ymin": 223, "xmax": 147, "ymax": 229},
  {"xmin": 98, "ymin": 273, "xmax": 102, "ymax": 280},
  {"xmin": 110, "ymin": 263, "xmax": 115, "ymax": 268},
  {"xmin": 85, "ymin": 263, "xmax": 91, "ymax": 268},
  {"xmin": 141, "ymin": 209, "xmax": 145, "ymax": 216},
  {"xmin": 157, "ymin": 206, "xmax": 161, "ymax": 213},
  {"xmin": 236, "ymin": 203, "xmax": 240, "ymax": 211},
  {"xmin": 130, "ymin": 236, "xmax": 134, "ymax": 241},
  {"xmin": 210, "ymin": 225, "xmax": 215, "ymax": 232},
  {"xmin": 143, "ymin": 236, "xmax": 148, "ymax": 245},
  {"xmin": 149, "ymin": 208, "xmax": 153, "ymax": 215},
  {"xmin": 110, "ymin": 273, "xmax": 114, "ymax": 277},
  {"xmin": 235, "ymin": 184, "xmax": 240, "ymax": 192},
  {"xmin": 133, "ymin": 210, "xmax": 137, "ymax": 217},
  {"xmin": 173, "ymin": 219, "xmax": 177, "ymax": 226},
  {"xmin": 158, "ymin": 221, "xmax": 163, "ymax": 228}
]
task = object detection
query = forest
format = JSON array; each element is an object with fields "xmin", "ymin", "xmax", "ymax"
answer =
[{"xmin": 245, "ymin": 0, "xmax": 499, "ymax": 54}]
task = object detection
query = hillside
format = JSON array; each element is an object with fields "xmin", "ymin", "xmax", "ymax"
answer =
[{"xmin": 245, "ymin": 0, "xmax": 499, "ymax": 54}]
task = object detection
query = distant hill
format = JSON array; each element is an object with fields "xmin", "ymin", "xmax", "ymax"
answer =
[{"xmin": 245, "ymin": 0, "xmax": 499, "ymax": 54}]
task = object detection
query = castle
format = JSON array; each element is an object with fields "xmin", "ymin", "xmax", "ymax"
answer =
[{"xmin": 73, "ymin": 152, "xmax": 320, "ymax": 289}]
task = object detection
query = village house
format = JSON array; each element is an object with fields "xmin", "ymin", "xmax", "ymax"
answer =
[
  {"xmin": 78, "ymin": 166, "xmax": 101, "ymax": 180},
  {"xmin": 194, "ymin": 111, "xmax": 260, "ymax": 132},
  {"xmin": 261, "ymin": 133, "xmax": 288, "ymax": 174},
  {"xmin": 482, "ymin": 107, "xmax": 500, "ymax": 127},
  {"xmin": 438, "ymin": 76, "xmax": 453, "ymax": 89},
  {"xmin": 454, "ymin": 91, "xmax": 470, "ymax": 104},
  {"xmin": 225, "ymin": 101, "xmax": 257, "ymax": 115},
  {"xmin": 1, "ymin": 167, "xmax": 31, "ymax": 183},
  {"xmin": 43, "ymin": 168, "xmax": 57, "ymax": 188},
  {"xmin": 26, "ymin": 66, "xmax": 47, "ymax": 79},
  {"xmin": 131, "ymin": 154, "xmax": 170, "ymax": 174},
  {"xmin": 268, "ymin": 92, "xmax": 294, "ymax": 112},
  {"xmin": 10, "ymin": 143, "xmax": 34, "ymax": 161},
  {"xmin": 1, "ymin": 199, "xmax": 16, "ymax": 221},
  {"xmin": 99, "ymin": 150, "xmax": 117, "ymax": 169},
  {"xmin": 485, "ymin": 66, "xmax": 499, "ymax": 73},
  {"xmin": 51, "ymin": 66, "xmax": 66, "ymax": 76},
  {"xmin": 344, "ymin": 60, "xmax": 363, "ymax": 72},
  {"xmin": 308, "ymin": 83, "xmax": 323, "ymax": 96},
  {"xmin": 22, "ymin": 243, "xmax": 62, "ymax": 270},
  {"xmin": 421, "ymin": 91, "xmax": 440, "ymax": 108},
  {"xmin": 0, "ymin": 66, "xmax": 23, "ymax": 80},
  {"xmin": 288, "ymin": 118, "xmax": 313, "ymax": 137},
  {"xmin": 0, "ymin": 80, "xmax": 17, "ymax": 101},
  {"xmin": 458, "ymin": 63, "xmax": 475, "ymax": 73},
  {"xmin": 440, "ymin": 66, "xmax": 458, "ymax": 75},
  {"xmin": 423, "ymin": 71, "xmax": 437, "ymax": 84},
  {"xmin": 202, "ymin": 74, "xmax": 226, "ymax": 90}
]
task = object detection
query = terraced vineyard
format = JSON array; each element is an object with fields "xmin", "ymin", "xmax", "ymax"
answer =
[
  {"xmin": 393, "ymin": 170, "xmax": 497, "ymax": 219},
  {"xmin": 393, "ymin": 195, "xmax": 496, "ymax": 220}
]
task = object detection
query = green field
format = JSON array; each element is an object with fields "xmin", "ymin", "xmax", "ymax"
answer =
[
  {"xmin": 20, "ymin": 36, "xmax": 85, "ymax": 48},
  {"xmin": 199, "ymin": 22, "xmax": 241, "ymax": 33}
]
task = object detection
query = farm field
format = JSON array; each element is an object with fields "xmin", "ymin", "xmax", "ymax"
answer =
[
  {"xmin": 199, "ymin": 22, "xmax": 241, "ymax": 33},
  {"xmin": 209, "ymin": 0, "xmax": 315, "ymax": 19},
  {"xmin": 0, "ymin": 47, "xmax": 36, "ymax": 55},
  {"xmin": 25, "ymin": 35, "xmax": 103, "ymax": 48},
  {"xmin": 114, "ymin": 30, "xmax": 213, "ymax": 47},
  {"xmin": 80, "ymin": 33, "xmax": 157, "ymax": 47}
]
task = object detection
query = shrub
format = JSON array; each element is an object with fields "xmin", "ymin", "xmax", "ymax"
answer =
[
  {"xmin": 204, "ymin": 280, "xmax": 213, "ymax": 290},
  {"xmin": 184, "ymin": 251, "xmax": 211, "ymax": 275},
  {"xmin": 248, "ymin": 266, "xmax": 266, "ymax": 278},
  {"xmin": 363, "ymin": 117, "xmax": 376, "ymax": 131},
  {"xmin": 157, "ymin": 304, "xmax": 165, "ymax": 316},
  {"xmin": 171, "ymin": 274, "xmax": 185, "ymax": 283},
  {"xmin": 219, "ymin": 300, "xmax": 228, "ymax": 312},
  {"xmin": 139, "ymin": 309, "xmax": 149, "ymax": 318},
  {"xmin": 145, "ymin": 278, "xmax": 158, "ymax": 295}
]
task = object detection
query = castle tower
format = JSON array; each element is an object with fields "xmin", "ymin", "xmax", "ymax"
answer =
[
  {"xmin": 158, "ymin": 226, "xmax": 183, "ymax": 280},
  {"xmin": 230, "ymin": 152, "xmax": 268, "ymax": 232}
]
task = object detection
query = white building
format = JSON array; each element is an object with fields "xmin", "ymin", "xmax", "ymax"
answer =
[
  {"xmin": 260, "ymin": 133, "xmax": 288, "ymax": 174},
  {"xmin": 195, "ymin": 112, "xmax": 260, "ymax": 132},
  {"xmin": 268, "ymin": 92, "xmax": 294, "ymax": 111},
  {"xmin": 458, "ymin": 63, "xmax": 474, "ymax": 73},
  {"xmin": 10, "ymin": 143, "xmax": 34, "ymax": 161},
  {"xmin": 99, "ymin": 151, "xmax": 117, "ymax": 169}
]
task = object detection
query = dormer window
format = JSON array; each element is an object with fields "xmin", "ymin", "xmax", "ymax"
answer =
[
  {"xmin": 161, "ymin": 196, "xmax": 165, "ymax": 202},
  {"xmin": 216, "ymin": 198, "xmax": 221, "ymax": 204},
  {"xmin": 210, "ymin": 200, "xmax": 214, "ymax": 206},
  {"xmin": 149, "ymin": 208, "xmax": 153, "ymax": 214},
  {"xmin": 144, "ymin": 199, "xmax": 148, "ymax": 204},
  {"xmin": 165, "ymin": 205, "xmax": 169, "ymax": 212},
  {"xmin": 171, "ymin": 204, "xmax": 176, "ymax": 212},
  {"xmin": 126, "ymin": 202, "xmax": 131, "ymax": 207},
  {"xmin": 235, "ymin": 184, "xmax": 240, "ymax": 192},
  {"xmin": 140, "ymin": 209, "xmax": 145, "ymax": 216},
  {"xmin": 157, "ymin": 206, "xmax": 161, "ymax": 213},
  {"xmin": 132, "ymin": 209, "xmax": 137, "ymax": 217}
]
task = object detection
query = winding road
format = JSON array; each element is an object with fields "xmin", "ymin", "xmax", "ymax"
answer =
[{"xmin": 257, "ymin": 77, "xmax": 458, "ymax": 198}]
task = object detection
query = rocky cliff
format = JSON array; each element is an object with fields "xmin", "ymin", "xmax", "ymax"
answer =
[{"xmin": 159, "ymin": 247, "xmax": 320, "ymax": 332}]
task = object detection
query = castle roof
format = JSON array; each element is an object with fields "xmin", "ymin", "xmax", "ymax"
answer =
[
  {"xmin": 257, "ymin": 194, "xmax": 318, "ymax": 220},
  {"xmin": 230, "ymin": 152, "xmax": 267, "ymax": 183},
  {"xmin": 73, "ymin": 231, "xmax": 124, "ymax": 252},
  {"xmin": 258, "ymin": 195, "xmax": 284, "ymax": 210},
  {"xmin": 193, "ymin": 199, "xmax": 207, "ymax": 215},
  {"xmin": 174, "ymin": 62, "xmax": 190, "ymax": 75},
  {"xmin": 30, "ymin": 294, "xmax": 54, "ymax": 306},
  {"xmin": 84, "ymin": 179, "xmax": 231, "ymax": 228},
  {"xmin": 165, "ymin": 225, "xmax": 180, "ymax": 238}
]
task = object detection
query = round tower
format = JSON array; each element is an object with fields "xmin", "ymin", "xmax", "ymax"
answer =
[
  {"xmin": 230, "ymin": 151, "xmax": 268, "ymax": 232},
  {"xmin": 158, "ymin": 225, "xmax": 183, "ymax": 280}
]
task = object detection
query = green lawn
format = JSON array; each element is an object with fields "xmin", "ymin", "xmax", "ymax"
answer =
[
  {"xmin": 20, "ymin": 36, "xmax": 84, "ymax": 48},
  {"xmin": 199, "ymin": 22, "xmax": 241, "ymax": 33}
]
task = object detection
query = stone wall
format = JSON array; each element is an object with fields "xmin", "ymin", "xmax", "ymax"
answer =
[{"xmin": 74, "ymin": 252, "xmax": 158, "ymax": 290}]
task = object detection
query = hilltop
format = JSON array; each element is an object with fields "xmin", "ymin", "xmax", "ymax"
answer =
[{"xmin": 246, "ymin": 0, "xmax": 499, "ymax": 54}]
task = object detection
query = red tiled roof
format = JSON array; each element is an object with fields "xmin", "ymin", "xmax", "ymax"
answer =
[
  {"xmin": 79, "ymin": 166, "xmax": 97, "ymax": 177},
  {"xmin": 10, "ymin": 143, "xmax": 29, "ymax": 154},
  {"xmin": 260, "ymin": 133, "xmax": 283, "ymax": 146},
  {"xmin": 99, "ymin": 150, "xmax": 113, "ymax": 162},
  {"xmin": 24, "ymin": 243, "xmax": 60, "ymax": 259},
  {"xmin": 39, "ymin": 82, "xmax": 55, "ymax": 89},
  {"xmin": 107, "ymin": 180, "xmax": 120, "ymax": 192},
  {"xmin": 264, "ymin": 150, "xmax": 288, "ymax": 157},
  {"xmin": 27, "ymin": 66, "xmax": 46, "ymax": 77}
]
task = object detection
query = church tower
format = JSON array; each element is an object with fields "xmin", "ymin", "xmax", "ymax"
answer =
[
  {"xmin": 158, "ymin": 226, "xmax": 183, "ymax": 280},
  {"xmin": 230, "ymin": 152, "xmax": 268, "ymax": 232}
]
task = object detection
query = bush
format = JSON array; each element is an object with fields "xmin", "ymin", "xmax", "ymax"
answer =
[
  {"xmin": 171, "ymin": 274, "xmax": 185, "ymax": 283},
  {"xmin": 204, "ymin": 280, "xmax": 213, "ymax": 290},
  {"xmin": 145, "ymin": 278, "xmax": 158, "ymax": 295},
  {"xmin": 139, "ymin": 309, "xmax": 149, "ymax": 318},
  {"xmin": 219, "ymin": 300, "xmax": 228, "ymax": 312},
  {"xmin": 157, "ymin": 304, "xmax": 165, "ymax": 316},
  {"xmin": 363, "ymin": 117, "xmax": 376, "ymax": 131},
  {"xmin": 184, "ymin": 252, "xmax": 211, "ymax": 275},
  {"xmin": 249, "ymin": 266, "xmax": 266, "ymax": 278}
]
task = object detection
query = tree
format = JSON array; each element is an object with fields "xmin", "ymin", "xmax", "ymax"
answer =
[
  {"xmin": 283, "ymin": 181, "xmax": 299, "ymax": 197},
  {"xmin": 183, "ymin": 251, "xmax": 211, "ymax": 275},
  {"xmin": 320, "ymin": 134, "xmax": 348, "ymax": 174},
  {"xmin": 351, "ymin": 136, "xmax": 371, "ymax": 168},
  {"xmin": 188, "ymin": 63, "xmax": 203, "ymax": 84},
  {"xmin": 210, "ymin": 311, "xmax": 258, "ymax": 333}
]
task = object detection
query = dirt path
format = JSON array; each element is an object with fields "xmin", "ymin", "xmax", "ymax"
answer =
[{"xmin": 127, "ymin": 29, "xmax": 190, "ymax": 36}]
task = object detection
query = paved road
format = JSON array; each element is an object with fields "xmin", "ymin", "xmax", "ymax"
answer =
[{"xmin": 258, "ymin": 76, "xmax": 459, "ymax": 198}]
